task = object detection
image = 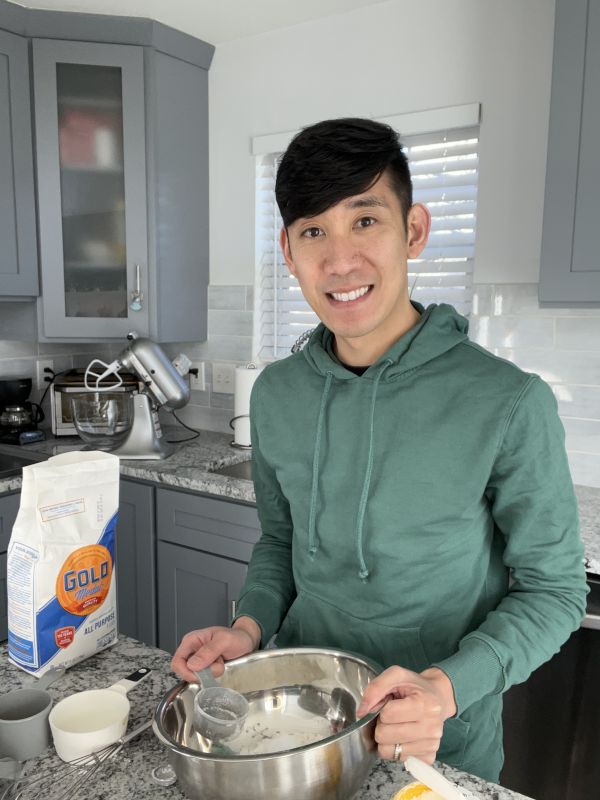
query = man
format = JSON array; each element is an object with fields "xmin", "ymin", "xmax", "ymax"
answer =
[{"xmin": 173, "ymin": 118, "xmax": 587, "ymax": 782}]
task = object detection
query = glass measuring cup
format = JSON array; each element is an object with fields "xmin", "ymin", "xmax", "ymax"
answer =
[{"xmin": 192, "ymin": 669, "xmax": 249, "ymax": 743}]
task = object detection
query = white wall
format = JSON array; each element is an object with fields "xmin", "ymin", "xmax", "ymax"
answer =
[{"xmin": 208, "ymin": 0, "xmax": 555, "ymax": 286}]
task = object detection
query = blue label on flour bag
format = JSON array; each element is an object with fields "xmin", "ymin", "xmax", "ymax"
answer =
[{"xmin": 8, "ymin": 511, "xmax": 118, "ymax": 671}]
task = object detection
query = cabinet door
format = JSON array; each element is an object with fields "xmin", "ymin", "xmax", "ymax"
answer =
[
  {"xmin": 0, "ymin": 29, "xmax": 38, "ymax": 296},
  {"xmin": 116, "ymin": 480, "xmax": 156, "ymax": 645},
  {"xmin": 0, "ymin": 493, "xmax": 20, "ymax": 641},
  {"xmin": 539, "ymin": 0, "xmax": 600, "ymax": 303},
  {"xmin": 157, "ymin": 541, "xmax": 248, "ymax": 655},
  {"xmin": 32, "ymin": 39, "xmax": 149, "ymax": 337}
]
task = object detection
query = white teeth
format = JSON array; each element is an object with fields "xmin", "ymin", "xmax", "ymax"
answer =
[{"xmin": 330, "ymin": 286, "xmax": 370, "ymax": 302}]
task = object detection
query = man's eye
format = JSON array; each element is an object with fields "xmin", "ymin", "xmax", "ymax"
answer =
[
  {"xmin": 301, "ymin": 227, "xmax": 323, "ymax": 238},
  {"xmin": 356, "ymin": 217, "xmax": 376, "ymax": 228}
]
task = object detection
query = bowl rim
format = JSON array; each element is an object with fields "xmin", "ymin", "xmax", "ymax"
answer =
[{"xmin": 153, "ymin": 646, "xmax": 382, "ymax": 763}]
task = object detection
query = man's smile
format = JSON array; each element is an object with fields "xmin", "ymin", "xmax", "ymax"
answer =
[{"xmin": 327, "ymin": 285, "xmax": 373, "ymax": 303}]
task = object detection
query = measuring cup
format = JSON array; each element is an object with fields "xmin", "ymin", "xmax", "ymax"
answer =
[
  {"xmin": 0, "ymin": 667, "xmax": 65, "ymax": 761},
  {"xmin": 48, "ymin": 667, "xmax": 151, "ymax": 762},
  {"xmin": 193, "ymin": 668, "xmax": 249, "ymax": 742}
]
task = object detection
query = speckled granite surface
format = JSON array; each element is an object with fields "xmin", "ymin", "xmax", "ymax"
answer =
[
  {"xmin": 1, "ymin": 428, "xmax": 598, "ymax": 572},
  {"xmin": 0, "ymin": 635, "xmax": 532, "ymax": 800}
]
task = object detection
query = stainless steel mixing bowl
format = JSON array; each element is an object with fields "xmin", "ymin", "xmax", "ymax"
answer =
[{"xmin": 153, "ymin": 647, "xmax": 382, "ymax": 800}]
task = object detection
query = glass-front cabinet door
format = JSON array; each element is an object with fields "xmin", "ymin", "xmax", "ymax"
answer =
[{"xmin": 33, "ymin": 40, "xmax": 148, "ymax": 338}]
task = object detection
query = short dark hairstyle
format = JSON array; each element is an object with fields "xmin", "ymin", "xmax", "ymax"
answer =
[{"xmin": 275, "ymin": 117, "xmax": 413, "ymax": 228}]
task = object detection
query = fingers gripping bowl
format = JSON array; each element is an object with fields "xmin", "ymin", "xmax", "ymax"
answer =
[{"xmin": 153, "ymin": 647, "xmax": 382, "ymax": 800}]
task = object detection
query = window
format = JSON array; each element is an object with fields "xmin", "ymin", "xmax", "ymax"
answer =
[{"xmin": 254, "ymin": 110, "xmax": 480, "ymax": 361}]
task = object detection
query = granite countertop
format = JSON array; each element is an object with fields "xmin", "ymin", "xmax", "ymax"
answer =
[
  {"xmin": 0, "ymin": 635, "xmax": 532, "ymax": 800},
  {"xmin": 1, "ymin": 428, "xmax": 599, "ymax": 573}
]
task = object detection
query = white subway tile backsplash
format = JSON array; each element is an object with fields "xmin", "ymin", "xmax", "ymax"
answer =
[
  {"xmin": 470, "ymin": 316, "xmax": 554, "ymax": 349},
  {"xmin": 555, "ymin": 318, "xmax": 600, "ymax": 350},
  {"xmin": 567, "ymin": 452, "xmax": 600, "ymax": 488},
  {"xmin": 208, "ymin": 285, "xmax": 246, "ymax": 310},
  {"xmin": 553, "ymin": 385, "xmax": 600, "ymax": 419},
  {"xmin": 472, "ymin": 283, "xmax": 600, "ymax": 488},
  {"xmin": 492, "ymin": 347, "xmax": 600, "ymax": 385},
  {"xmin": 208, "ymin": 309, "xmax": 253, "ymax": 337},
  {"xmin": 0, "ymin": 341, "xmax": 35, "ymax": 359}
]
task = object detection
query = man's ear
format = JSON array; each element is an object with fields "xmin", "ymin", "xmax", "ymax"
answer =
[
  {"xmin": 280, "ymin": 226, "xmax": 297, "ymax": 277},
  {"xmin": 406, "ymin": 204, "xmax": 431, "ymax": 259}
]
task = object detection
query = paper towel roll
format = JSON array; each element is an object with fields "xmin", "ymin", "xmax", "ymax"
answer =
[{"xmin": 233, "ymin": 364, "xmax": 263, "ymax": 447}]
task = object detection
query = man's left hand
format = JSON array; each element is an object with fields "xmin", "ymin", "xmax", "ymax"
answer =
[{"xmin": 356, "ymin": 666, "xmax": 457, "ymax": 764}]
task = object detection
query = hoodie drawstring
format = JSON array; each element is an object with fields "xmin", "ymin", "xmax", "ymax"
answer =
[
  {"xmin": 356, "ymin": 360, "xmax": 393, "ymax": 581},
  {"xmin": 307, "ymin": 370, "xmax": 334, "ymax": 559},
  {"xmin": 307, "ymin": 362, "xmax": 392, "ymax": 580}
]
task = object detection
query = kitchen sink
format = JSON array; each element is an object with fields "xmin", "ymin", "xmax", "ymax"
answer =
[
  {"xmin": 210, "ymin": 460, "xmax": 253, "ymax": 481},
  {"xmin": 0, "ymin": 448, "xmax": 45, "ymax": 478}
]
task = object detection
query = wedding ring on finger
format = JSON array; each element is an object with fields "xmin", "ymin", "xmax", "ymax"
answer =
[{"xmin": 393, "ymin": 743, "xmax": 403, "ymax": 761}]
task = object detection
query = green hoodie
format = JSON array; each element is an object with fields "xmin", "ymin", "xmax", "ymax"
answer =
[{"xmin": 236, "ymin": 302, "xmax": 587, "ymax": 781}]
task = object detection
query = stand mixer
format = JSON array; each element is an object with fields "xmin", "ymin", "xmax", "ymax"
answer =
[{"xmin": 84, "ymin": 333, "xmax": 191, "ymax": 460}]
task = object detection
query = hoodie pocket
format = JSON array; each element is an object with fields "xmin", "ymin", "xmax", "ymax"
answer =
[{"xmin": 275, "ymin": 591, "xmax": 429, "ymax": 673}]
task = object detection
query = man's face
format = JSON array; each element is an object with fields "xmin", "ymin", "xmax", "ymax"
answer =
[{"xmin": 280, "ymin": 172, "xmax": 430, "ymax": 362}]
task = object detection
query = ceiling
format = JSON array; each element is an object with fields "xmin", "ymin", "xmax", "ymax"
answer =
[{"xmin": 11, "ymin": 0, "xmax": 391, "ymax": 44}]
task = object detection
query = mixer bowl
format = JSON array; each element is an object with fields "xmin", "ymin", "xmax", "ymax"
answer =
[
  {"xmin": 70, "ymin": 392, "xmax": 132, "ymax": 450},
  {"xmin": 153, "ymin": 647, "xmax": 381, "ymax": 800}
]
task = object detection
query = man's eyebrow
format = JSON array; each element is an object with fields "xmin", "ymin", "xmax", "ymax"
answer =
[{"xmin": 343, "ymin": 195, "xmax": 388, "ymax": 209}]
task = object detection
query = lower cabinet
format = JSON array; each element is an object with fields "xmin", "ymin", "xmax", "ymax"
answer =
[
  {"xmin": 0, "ymin": 481, "xmax": 261, "ymax": 654},
  {"xmin": 116, "ymin": 479, "xmax": 156, "ymax": 646},
  {"xmin": 0, "ymin": 493, "xmax": 20, "ymax": 641},
  {"xmin": 155, "ymin": 488, "xmax": 261, "ymax": 654},
  {"xmin": 157, "ymin": 542, "xmax": 249, "ymax": 655}
]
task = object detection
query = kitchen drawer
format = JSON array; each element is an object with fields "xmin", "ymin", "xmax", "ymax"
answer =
[
  {"xmin": 156, "ymin": 488, "xmax": 261, "ymax": 563},
  {"xmin": 0, "ymin": 493, "xmax": 20, "ymax": 553}
]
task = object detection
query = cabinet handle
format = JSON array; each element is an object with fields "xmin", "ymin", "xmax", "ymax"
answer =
[
  {"xmin": 129, "ymin": 263, "xmax": 144, "ymax": 312},
  {"xmin": 230, "ymin": 599, "xmax": 237, "ymax": 623}
]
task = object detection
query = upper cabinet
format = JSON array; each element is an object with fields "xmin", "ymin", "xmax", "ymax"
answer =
[
  {"xmin": 539, "ymin": 0, "xmax": 600, "ymax": 304},
  {"xmin": 0, "ymin": 2, "xmax": 214, "ymax": 341},
  {"xmin": 0, "ymin": 29, "xmax": 38, "ymax": 296},
  {"xmin": 33, "ymin": 40, "xmax": 149, "ymax": 338}
]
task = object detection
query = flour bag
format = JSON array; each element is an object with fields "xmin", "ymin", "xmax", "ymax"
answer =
[{"xmin": 7, "ymin": 451, "xmax": 119, "ymax": 676}]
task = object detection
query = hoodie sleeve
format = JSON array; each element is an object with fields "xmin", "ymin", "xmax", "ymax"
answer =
[
  {"xmin": 232, "ymin": 377, "xmax": 297, "ymax": 646},
  {"xmin": 433, "ymin": 375, "xmax": 588, "ymax": 715}
]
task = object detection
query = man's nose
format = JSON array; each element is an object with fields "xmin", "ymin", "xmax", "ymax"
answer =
[{"xmin": 322, "ymin": 236, "xmax": 360, "ymax": 275}]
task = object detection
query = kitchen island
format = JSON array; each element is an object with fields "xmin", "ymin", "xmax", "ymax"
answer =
[{"xmin": 0, "ymin": 635, "xmax": 533, "ymax": 800}]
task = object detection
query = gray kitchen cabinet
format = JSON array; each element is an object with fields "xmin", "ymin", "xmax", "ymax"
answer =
[
  {"xmin": 32, "ymin": 36, "xmax": 211, "ymax": 341},
  {"xmin": 539, "ymin": 0, "xmax": 600, "ymax": 304},
  {"xmin": 0, "ymin": 29, "xmax": 38, "ymax": 297},
  {"xmin": 116, "ymin": 479, "xmax": 157, "ymax": 646},
  {"xmin": 157, "ymin": 542, "xmax": 249, "ymax": 655},
  {"xmin": 0, "ymin": 492, "xmax": 20, "ymax": 641},
  {"xmin": 155, "ymin": 488, "xmax": 261, "ymax": 654}
]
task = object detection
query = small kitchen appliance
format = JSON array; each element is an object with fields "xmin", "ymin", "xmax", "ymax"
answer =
[
  {"xmin": 83, "ymin": 332, "xmax": 191, "ymax": 460},
  {"xmin": 50, "ymin": 368, "xmax": 140, "ymax": 436},
  {"xmin": 0, "ymin": 377, "xmax": 45, "ymax": 445}
]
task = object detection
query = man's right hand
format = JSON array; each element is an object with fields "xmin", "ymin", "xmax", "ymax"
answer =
[{"xmin": 171, "ymin": 616, "xmax": 261, "ymax": 683}]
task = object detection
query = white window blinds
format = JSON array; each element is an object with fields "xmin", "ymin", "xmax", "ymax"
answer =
[{"xmin": 254, "ymin": 126, "xmax": 479, "ymax": 362}]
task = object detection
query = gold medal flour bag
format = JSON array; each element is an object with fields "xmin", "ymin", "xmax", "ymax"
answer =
[{"xmin": 7, "ymin": 451, "xmax": 119, "ymax": 676}]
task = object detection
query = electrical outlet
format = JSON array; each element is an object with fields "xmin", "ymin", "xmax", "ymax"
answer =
[
  {"xmin": 36, "ymin": 358, "xmax": 54, "ymax": 391},
  {"xmin": 189, "ymin": 361, "xmax": 206, "ymax": 392},
  {"xmin": 213, "ymin": 362, "xmax": 235, "ymax": 394}
]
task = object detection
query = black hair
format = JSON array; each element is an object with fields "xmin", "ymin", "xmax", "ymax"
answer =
[{"xmin": 275, "ymin": 117, "xmax": 413, "ymax": 228}]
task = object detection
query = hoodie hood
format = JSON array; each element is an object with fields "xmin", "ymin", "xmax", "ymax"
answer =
[{"xmin": 302, "ymin": 302, "xmax": 469, "ymax": 379}]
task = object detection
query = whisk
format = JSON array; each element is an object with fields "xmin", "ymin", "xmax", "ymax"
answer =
[{"xmin": 1, "ymin": 720, "xmax": 152, "ymax": 800}]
